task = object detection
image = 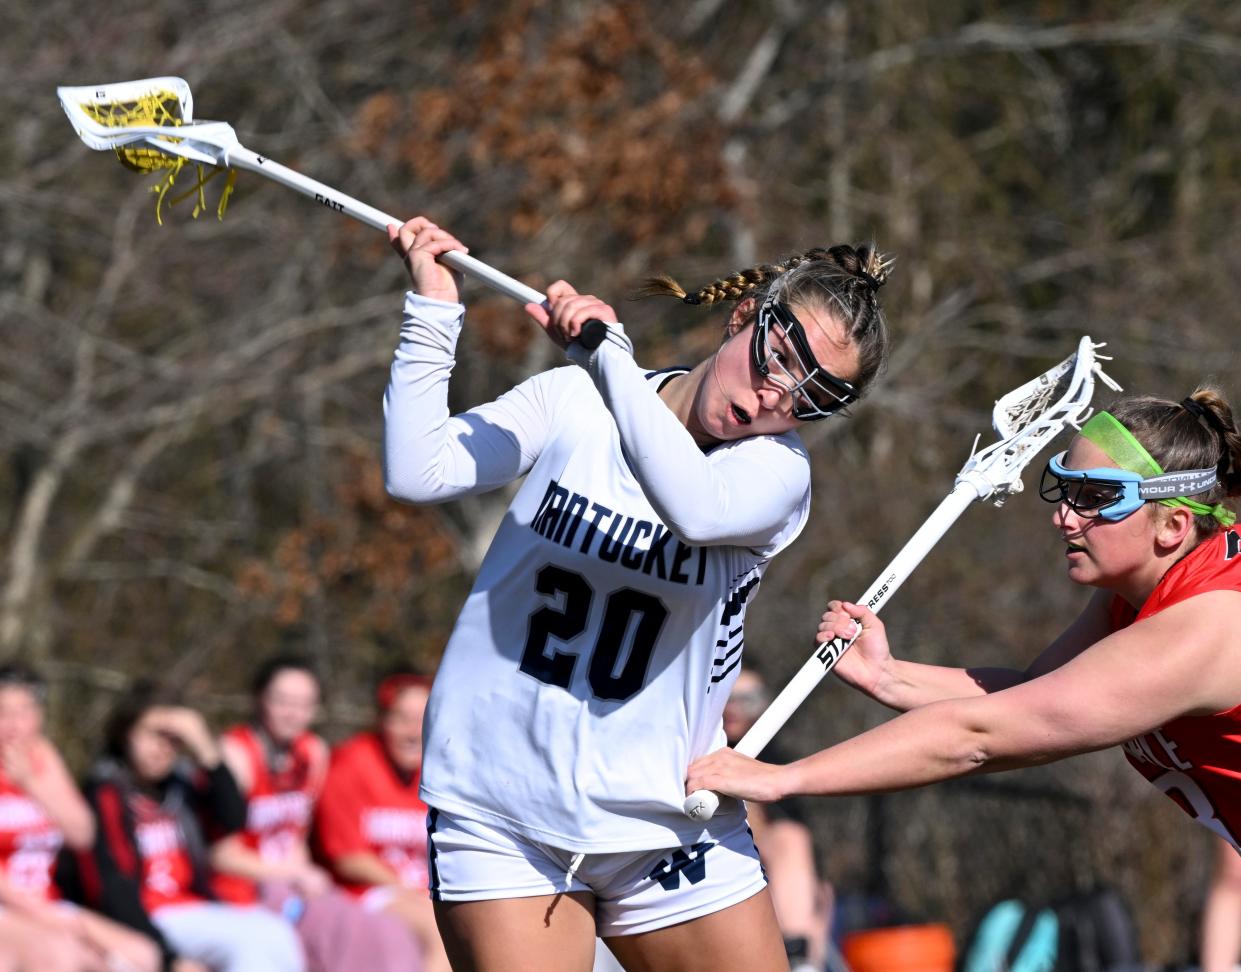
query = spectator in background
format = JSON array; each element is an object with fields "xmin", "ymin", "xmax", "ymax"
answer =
[
  {"xmin": 212, "ymin": 656, "xmax": 330, "ymax": 907},
  {"xmin": 70, "ymin": 681, "xmax": 303, "ymax": 972},
  {"xmin": 1201, "ymin": 836, "xmax": 1241, "ymax": 972},
  {"xmin": 211, "ymin": 655, "xmax": 423, "ymax": 972},
  {"xmin": 315, "ymin": 671, "xmax": 447, "ymax": 972},
  {"xmin": 723, "ymin": 668, "xmax": 832, "ymax": 972},
  {"xmin": 0, "ymin": 662, "xmax": 159, "ymax": 972}
]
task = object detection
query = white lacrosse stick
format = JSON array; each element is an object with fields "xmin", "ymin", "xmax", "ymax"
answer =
[
  {"xmin": 684, "ymin": 336, "xmax": 1123, "ymax": 820},
  {"xmin": 57, "ymin": 77, "xmax": 607, "ymax": 346}
]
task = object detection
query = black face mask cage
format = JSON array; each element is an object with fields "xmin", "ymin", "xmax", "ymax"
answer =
[{"xmin": 749, "ymin": 296, "xmax": 858, "ymax": 421}]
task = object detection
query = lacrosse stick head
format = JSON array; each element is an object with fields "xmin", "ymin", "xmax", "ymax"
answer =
[
  {"xmin": 58, "ymin": 77, "xmax": 240, "ymax": 222},
  {"xmin": 957, "ymin": 336, "xmax": 1123, "ymax": 504}
]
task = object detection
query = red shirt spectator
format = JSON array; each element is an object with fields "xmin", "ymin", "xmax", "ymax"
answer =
[
  {"xmin": 68, "ymin": 682, "xmax": 303, "ymax": 972},
  {"xmin": 209, "ymin": 658, "xmax": 427, "ymax": 972},
  {"xmin": 0, "ymin": 764, "xmax": 63, "ymax": 900},
  {"xmin": 128, "ymin": 788, "xmax": 202, "ymax": 912},
  {"xmin": 0, "ymin": 664, "xmax": 160, "ymax": 972},
  {"xmin": 315, "ymin": 730, "xmax": 428, "ymax": 896},
  {"xmin": 312, "ymin": 672, "xmax": 447, "ymax": 972},
  {"xmin": 212, "ymin": 724, "xmax": 324, "ymax": 905}
]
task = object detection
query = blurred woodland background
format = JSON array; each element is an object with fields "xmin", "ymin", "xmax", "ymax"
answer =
[{"xmin": 2, "ymin": 0, "xmax": 1240, "ymax": 963}]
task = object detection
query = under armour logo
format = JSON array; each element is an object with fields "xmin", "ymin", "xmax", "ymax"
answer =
[{"xmin": 648, "ymin": 841, "xmax": 716, "ymax": 891}]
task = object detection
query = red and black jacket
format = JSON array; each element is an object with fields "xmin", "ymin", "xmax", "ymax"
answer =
[{"xmin": 56, "ymin": 758, "xmax": 246, "ymax": 972}]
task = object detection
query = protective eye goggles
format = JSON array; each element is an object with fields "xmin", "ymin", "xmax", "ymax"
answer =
[
  {"xmin": 1039, "ymin": 452, "xmax": 1221, "ymax": 522},
  {"xmin": 750, "ymin": 295, "xmax": 857, "ymax": 421}
]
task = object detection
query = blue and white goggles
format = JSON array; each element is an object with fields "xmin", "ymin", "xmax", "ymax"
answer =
[{"xmin": 1039, "ymin": 452, "xmax": 1220, "ymax": 522}]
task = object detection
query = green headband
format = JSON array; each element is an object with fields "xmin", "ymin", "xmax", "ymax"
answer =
[{"xmin": 1079, "ymin": 411, "xmax": 1236, "ymax": 527}]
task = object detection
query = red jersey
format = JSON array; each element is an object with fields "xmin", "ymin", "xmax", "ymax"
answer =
[
  {"xmin": 0, "ymin": 766, "xmax": 62, "ymax": 901},
  {"xmin": 213, "ymin": 725, "xmax": 323, "ymax": 904},
  {"xmin": 129, "ymin": 789, "xmax": 200, "ymax": 912},
  {"xmin": 315, "ymin": 731, "xmax": 429, "ymax": 897},
  {"xmin": 1112, "ymin": 528, "xmax": 1241, "ymax": 847}
]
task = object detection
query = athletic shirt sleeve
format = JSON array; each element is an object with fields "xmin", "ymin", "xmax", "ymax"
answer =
[
  {"xmin": 567, "ymin": 331, "xmax": 810, "ymax": 552},
  {"xmin": 383, "ymin": 293, "xmax": 553, "ymax": 503}
]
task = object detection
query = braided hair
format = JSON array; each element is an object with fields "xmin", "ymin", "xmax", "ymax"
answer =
[{"xmin": 639, "ymin": 244, "xmax": 893, "ymax": 395}]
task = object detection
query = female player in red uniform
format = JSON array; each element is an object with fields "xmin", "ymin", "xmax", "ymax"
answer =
[
  {"xmin": 688, "ymin": 389, "xmax": 1241, "ymax": 847},
  {"xmin": 212, "ymin": 656, "xmax": 423, "ymax": 972},
  {"xmin": 0, "ymin": 664, "xmax": 159, "ymax": 972},
  {"xmin": 213, "ymin": 656, "xmax": 330, "ymax": 906},
  {"xmin": 315, "ymin": 672, "xmax": 446, "ymax": 972}
]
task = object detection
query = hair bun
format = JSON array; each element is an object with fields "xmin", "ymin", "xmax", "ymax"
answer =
[{"xmin": 858, "ymin": 246, "xmax": 894, "ymax": 291}]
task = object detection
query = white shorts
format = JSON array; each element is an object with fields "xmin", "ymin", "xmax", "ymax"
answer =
[{"xmin": 426, "ymin": 807, "xmax": 767, "ymax": 937}]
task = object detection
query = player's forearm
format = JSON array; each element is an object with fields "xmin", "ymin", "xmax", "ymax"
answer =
[
  {"xmin": 386, "ymin": 294, "xmax": 540, "ymax": 503},
  {"xmin": 779, "ymin": 696, "xmax": 1046, "ymax": 798},
  {"xmin": 863, "ymin": 659, "xmax": 1026, "ymax": 712},
  {"xmin": 210, "ymin": 838, "xmax": 297, "ymax": 883},
  {"xmin": 384, "ymin": 294, "xmax": 468, "ymax": 502},
  {"xmin": 569, "ymin": 338, "xmax": 806, "ymax": 547},
  {"xmin": 48, "ymin": 800, "xmax": 96, "ymax": 850},
  {"xmin": 333, "ymin": 852, "xmax": 400, "ymax": 887},
  {"xmin": 23, "ymin": 775, "xmax": 95, "ymax": 849}
]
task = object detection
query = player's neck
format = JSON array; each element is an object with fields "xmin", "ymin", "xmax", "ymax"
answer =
[{"xmin": 657, "ymin": 362, "xmax": 718, "ymax": 449}]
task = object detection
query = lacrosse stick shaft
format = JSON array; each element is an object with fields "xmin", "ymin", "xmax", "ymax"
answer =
[
  {"xmin": 683, "ymin": 481, "xmax": 981, "ymax": 820},
  {"xmin": 681, "ymin": 336, "xmax": 1116, "ymax": 820},
  {"xmin": 58, "ymin": 77, "xmax": 606, "ymax": 345},
  {"xmin": 225, "ymin": 148, "xmax": 606, "ymax": 346},
  {"xmin": 736, "ymin": 482, "xmax": 978, "ymax": 758},
  {"xmin": 227, "ymin": 148, "xmax": 544, "ymax": 305}
]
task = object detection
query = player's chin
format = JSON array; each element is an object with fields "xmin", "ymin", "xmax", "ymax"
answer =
[{"xmin": 1063, "ymin": 561, "xmax": 1101, "ymax": 587}]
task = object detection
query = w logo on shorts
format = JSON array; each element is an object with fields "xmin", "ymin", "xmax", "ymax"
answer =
[{"xmin": 648, "ymin": 841, "xmax": 716, "ymax": 891}]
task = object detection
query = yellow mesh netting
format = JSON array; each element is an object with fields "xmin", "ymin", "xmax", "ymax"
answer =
[{"xmin": 80, "ymin": 90, "xmax": 237, "ymax": 224}]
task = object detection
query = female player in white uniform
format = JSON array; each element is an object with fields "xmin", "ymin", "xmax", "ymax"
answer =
[{"xmin": 383, "ymin": 216, "xmax": 891, "ymax": 972}]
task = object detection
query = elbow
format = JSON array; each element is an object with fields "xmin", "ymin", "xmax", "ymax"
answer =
[
  {"xmin": 664, "ymin": 515, "xmax": 725, "ymax": 546},
  {"xmin": 944, "ymin": 717, "xmax": 998, "ymax": 776},
  {"xmin": 670, "ymin": 527, "xmax": 711, "ymax": 546},
  {"xmin": 209, "ymin": 837, "xmax": 241, "ymax": 871},
  {"xmin": 384, "ymin": 474, "xmax": 417, "ymax": 504},
  {"xmin": 383, "ymin": 451, "xmax": 456, "ymax": 506},
  {"xmin": 208, "ymin": 842, "xmax": 229, "ymax": 870},
  {"xmin": 383, "ymin": 468, "xmax": 439, "ymax": 505},
  {"xmin": 962, "ymin": 740, "xmax": 992, "ymax": 774},
  {"xmin": 952, "ymin": 717, "xmax": 1056, "ymax": 776}
]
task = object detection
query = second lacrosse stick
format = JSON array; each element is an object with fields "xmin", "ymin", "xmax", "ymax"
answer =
[{"xmin": 685, "ymin": 336, "xmax": 1122, "ymax": 820}]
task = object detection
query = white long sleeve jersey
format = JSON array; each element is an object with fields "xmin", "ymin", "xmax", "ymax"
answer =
[{"xmin": 384, "ymin": 294, "xmax": 811, "ymax": 852}]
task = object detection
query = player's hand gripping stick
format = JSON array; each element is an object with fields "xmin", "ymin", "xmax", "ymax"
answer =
[{"xmin": 683, "ymin": 621, "xmax": 862, "ymax": 821}]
